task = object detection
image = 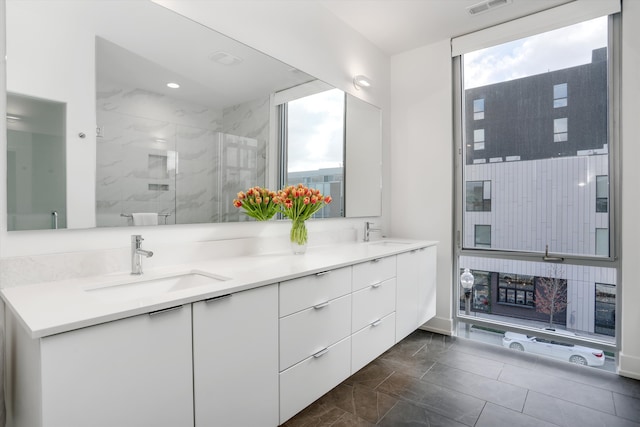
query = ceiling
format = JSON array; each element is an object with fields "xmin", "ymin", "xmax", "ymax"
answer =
[{"xmin": 318, "ymin": 0, "xmax": 574, "ymax": 55}]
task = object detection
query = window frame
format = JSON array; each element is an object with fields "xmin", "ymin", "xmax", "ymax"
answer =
[{"xmin": 452, "ymin": 13, "xmax": 621, "ymax": 352}]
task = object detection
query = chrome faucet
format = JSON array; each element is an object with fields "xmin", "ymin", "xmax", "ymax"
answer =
[
  {"xmin": 131, "ymin": 235, "xmax": 153, "ymax": 275},
  {"xmin": 364, "ymin": 221, "xmax": 382, "ymax": 242}
]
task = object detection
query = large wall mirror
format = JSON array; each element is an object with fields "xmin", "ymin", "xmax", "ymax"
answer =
[{"xmin": 5, "ymin": 0, "xmax": 382, "ymax": 231}]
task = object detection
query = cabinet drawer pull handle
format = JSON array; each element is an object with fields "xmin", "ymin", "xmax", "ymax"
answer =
[
  {"xmin": 316, "ymin": 270, "xmax": 332, "ymax": 277},
  {"xmin": 149, "ymin": 305, "xmax": 183, "ymax": 317},
  {"xmin": 205, "ymin": 293, "xmax": 233, "ymax": 303},
  {"xmin": 410, "ymin": 249, "xmax": 418, "ymax": 254},
  {"xmin": 313, "ymin": 301, "xmax": 330, "ymax": 309},
  {"xmin": 371, "ymin": 282, "xmax": 382, "ymax": 289},
  {"xmin": 371, "ymin": 318, "xmax": 382, "ymax": 327},
  {"xmin": 313, "ymin": 347, "xmax": 329, "ymax": 358},
  {"xmin": 371, "ymin": 258, "xmax": 381, "ymax": 263}
]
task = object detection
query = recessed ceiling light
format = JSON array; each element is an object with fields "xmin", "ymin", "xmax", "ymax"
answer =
[
  {"xmin": 167, "ymin": 82, "xmax": 180, "ymax": 89},
  {"xmin": 353, "ymin": 74, "xmax": 372, "ymax": 89}
]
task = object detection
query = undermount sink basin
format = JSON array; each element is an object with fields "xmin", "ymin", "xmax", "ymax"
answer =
[{"xmin": 85, "ymin": 271, "xmax": 230, "ymax": 302}]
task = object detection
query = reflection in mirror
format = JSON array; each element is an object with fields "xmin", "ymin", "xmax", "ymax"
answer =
[
  {"xmin": 6, "ymin": 0, "xmax": 383, "ymax": 230},
  {"xmin": 7, "ymin": 93, "xmax": 67, "ymax": 230},
  {"xmin": 95, "ymin": 36, "xmax": 271, "ymax": 226},
  {"xmin": 278, "ymin": 84, "xmax": 345, "ymax": 218}
]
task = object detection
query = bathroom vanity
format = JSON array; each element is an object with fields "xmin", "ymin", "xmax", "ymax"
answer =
[{"xmin": 2, "ymin": 239, "xmax": 437, "ymax": 427}]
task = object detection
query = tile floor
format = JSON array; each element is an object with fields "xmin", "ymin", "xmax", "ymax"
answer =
[{"xmin": 282, "ymin": 330, "xmax": 640, "ymax": 427}]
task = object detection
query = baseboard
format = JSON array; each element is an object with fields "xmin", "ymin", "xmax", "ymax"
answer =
[
  {"xmin": 618, "ymin": 352, "xmax": 640, "ymax": 380},
  {"xmin": 418, "ymin": 316, "xmax": 453, "ymax": 336}
]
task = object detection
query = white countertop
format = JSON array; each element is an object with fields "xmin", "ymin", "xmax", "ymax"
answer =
[{"xmin": 1, "ymin": 239, "xmax": 437, "ymax": 339}]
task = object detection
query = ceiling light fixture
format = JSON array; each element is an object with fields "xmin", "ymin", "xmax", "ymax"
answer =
[
  {"xmin": 209, "ymin": 51, "xmax": 243, "ymax": 66},
  {"xmin": 467, "ymin": 0, "xmax": 512, "ymax": 16},
  {"xmin": 353, "ymin": 74, "xmax": 372, "ymax": 89},
  {"xmin": 6, "ymin": 114, "xmax": 21, "ymax": 121},
  {"xmin": 167, "ymin": 82, "xmax": 180, "ymax": 89}
]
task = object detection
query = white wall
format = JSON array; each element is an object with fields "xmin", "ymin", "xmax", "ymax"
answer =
[
  {"xmin": 619, "ymin": 0, "xmax": 640, "ymax": 380},
  {"xmin": 389, "ymin": 40, "xmax": 454, "ymax": 335},
  {"xmin": 389, "ymin": 1, "xmax": 640, "ymax": 379},
  {"xmin": 0, "ymin": 1, "xmax": 390, "ymax": 258}
]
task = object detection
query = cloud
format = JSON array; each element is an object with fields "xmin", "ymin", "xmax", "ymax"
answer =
[
  {"xmin": 464, "ymin": 16, "xmax": 608, "ymax": 89},
  {"xmin": 287, "ymin": 88, "xmax": 344, "ymax": 172}
]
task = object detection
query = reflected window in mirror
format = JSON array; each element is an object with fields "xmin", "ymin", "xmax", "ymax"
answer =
[
  {"xmin": 278, "ymin": 86, "xmax": 345, "ymax": 218},
  {"xmin": 7, "ymin": 93, "xmax": 67, "ymax": 231}
]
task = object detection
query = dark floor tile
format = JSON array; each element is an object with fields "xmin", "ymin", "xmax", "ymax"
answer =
[
  {"xmin": 613, "ymin": 392, "xmax": 640, "ymax": 422},
  {"xmin": 377, "ymin": 400, "xmax": 468, "ymax": 427},
  {"xmin": 499, "ymin": 364, "xmax": 616, "ymax": 414},
  {"xmin": 282, "ymin": 400, "xmax": 347, "ymax": 427},
  {"xmin": 377, "ymin": 372, "xmax": 485, "ymax": 426},
  {"xmin": 431, "ymin": 347, "xmax": 505, "ymax": 379},
  {"xmin": 331, "ymin": 412, "xmax": 376, "ymax": 427},
  {"xmin": 344, "ymin": 361, "xmax": 395, "ymax": 389},
  {"xmin": 375, "ymin": 350, "xmax": 437, "ymax": 378},
  {"xmin": 317, "ymin": 383, "xmax": 397, "ymax": 424},
  {"xmin": 523, "ymin": 390, "xmax": 640, "ymax": 427},
  {"xmin": 451, "ymin": 337, "xmax": 540, "ymax": 370},
  {"xmin": 422, "ymin": 362, "xmax": 528, "ymax": 411},
  {"xmin": 476, "ymin": 402, "xmax": 560, "ymax": 427}
]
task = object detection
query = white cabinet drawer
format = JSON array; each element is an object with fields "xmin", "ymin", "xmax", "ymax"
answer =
[
  {"xmin": 279, "ymin": 336, "xmax": 351, "ymax": 425},
  {"xmin": 279, "ymin": 294, "xmax": 351, "ymax": 371},
  {"xmin": 351, "ymin": 312, "xmax": 396, "ymax": 374},
  {"xmin": 279, "ymin": 266, "xmax": 352, "ymax": 317},
  {"xmin": 352, "ymin": 256, "xmax": 396, "ymax": 292},
  {"xmin": 352, "ymin": 278, "xmax": 396, "ymax": 333}
]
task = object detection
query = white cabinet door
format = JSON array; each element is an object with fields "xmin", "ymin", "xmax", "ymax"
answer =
[
  {"xmin": 40, "ymin": 304, "xmax": 194, "ymax": 427},
  {"xmin": 417, "ymin": 246, "xmax": 437, "ymax": 326},
  {"xmin": 193, "ymin": 284, "xmax": 279, "ymax": 427},
  {"xmin": 396, "ymin": 250, "xmax": 421, "ymax": 342}
]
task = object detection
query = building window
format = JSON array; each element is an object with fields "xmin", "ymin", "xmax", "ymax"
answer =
[
  {"xmin": 498, "ymin": 273, "xmax": 535, "ymax": 307},
  {"xmin": 554, "ymin": 118, "xmax": 568, "ymax": 142},
  {"xmin": 596, "ymin": 228, "xmax": 609, "ymax": 256},
  {"xmin": 474, "ymin": 98, "xmax": 485, "ymax": 120},
  {"xmin": 474, "ymin": 225, "xmax": 491, "ymax": 248},
  {"xmin": 596, "ymin": 175, "xmax": 608, "ymax": 212},
  {"xmin": 466, "ymin": 181, "xmax": 491, "ymax": 211},
  {"xmin": 474, "ymin": 129, "xmax": 485, "ymax": 150},
  {"xmin": 554, "ymin": 83, "xmax": 568, "ymax": 108},
  {"xmin": 595, "ymin": 283, "xmax": 615, "ymax": 337}
]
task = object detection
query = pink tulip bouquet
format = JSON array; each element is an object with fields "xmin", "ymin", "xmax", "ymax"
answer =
[{"xmin": 233, "ymin": 186, "xmax": 279, "ymax": 221}]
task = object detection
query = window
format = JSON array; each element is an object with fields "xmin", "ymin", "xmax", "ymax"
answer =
[
  {"xmin": 554, "ymin": 118, "xmax": 568, "ymax": 142},
  {"xmin": 474, "ymin": 98, "xmax": 485, "ymax": 120},
  {"xmin": 595, "ymin": 283, "xmax": 615, "ymax": 336},
  {"xmin": 466, "ymin": 181, "xmax": 491, "ymax": 211},
  {"xmin": 279, "ymin": 87, "xmax": 345, "ymax": 218},
  {"xmin": 498, "ymin": 274, "xmax": 535, "ymax": 307},
  {"xmin": 474, "ymin": 225, "xmax": 491, "ymax": 248},
  {"xmin": 456, "ymin": 12, "xmax": 618, "ymax": 352},
  {"xmin": 596, "ymin": 175, "xmax": 608, "ymax": 212},
  {"xmin": 596, "ymin": 228, "xmax": 609, "ymax": 256},
  {"xmin": 473, "ymin": 129, "xmax": 485, "ymax": 150},
  {"xmin": 554, "ymin": 83, "xmax": 568, "ymax": 108}
]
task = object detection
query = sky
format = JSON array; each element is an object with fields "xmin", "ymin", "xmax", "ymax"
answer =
[
  {"xmin": 287, "ymin": 88, "xmax": 344, "ymax": 173},
  {"xmin": 464, "ymin": 16, "xmax": 608, "ymax": 89}
]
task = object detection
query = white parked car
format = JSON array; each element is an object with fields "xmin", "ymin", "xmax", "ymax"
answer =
[{"xmin": 502, "ymin": 329, "xmax": 605, "ymax": 366}]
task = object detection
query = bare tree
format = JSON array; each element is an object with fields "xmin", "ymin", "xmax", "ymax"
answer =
[{"xmin": 535, "ymin": 264, "xmax": 567, "ymax": 328}]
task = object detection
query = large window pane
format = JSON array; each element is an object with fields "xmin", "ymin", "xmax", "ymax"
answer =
[{"xmin": 462, "ymin": 16, "xmax": 609, "ymax": 257}]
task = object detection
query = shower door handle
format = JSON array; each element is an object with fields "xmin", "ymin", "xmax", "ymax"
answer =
[{"xmin": 51, "ymin": 211, "xmax": 58, "ymax": 229}]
